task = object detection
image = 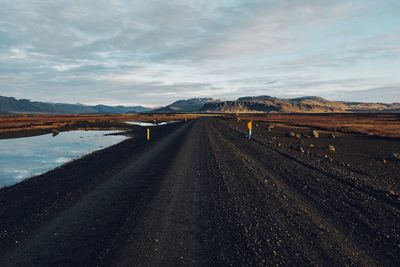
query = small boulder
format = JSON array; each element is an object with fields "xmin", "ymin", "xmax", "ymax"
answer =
[
  {"xmin": 328, "ymin": 145, "xmax": 336, "ymax": 152},
  {"xmin": 387, "ymin": 190, "xmax": 399, "ymax": 198},
  {"xmin": 311, "ymin": 130, "xmax": 319, "ymax": 138},
  {"xmin": 287, "ymin": 131, "xmax": 296, "ymax": 138},
  {"xmin": 52, "ymin": 129, "xmax": 59, "ymax": 137},
  {"xmin": 266, "ymin": 124, "xmax": 274, "ymax": 132},
  {"xmin": 330, "ymin": 133, "xmax": 336, "ymax": 139},
  {"xmin": 295, "ymin": 133, "xmax": 302, "ymax": 139},
  {"xmin": 392, "ymin": 153, "xmax": 400, "ymax": 161},
  {"xmin": 309, "ymin": 144, "xmax": 315, "ymax": 148}
]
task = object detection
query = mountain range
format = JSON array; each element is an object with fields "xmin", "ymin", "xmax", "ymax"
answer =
[
  {"xmin": 151, "ymin": 98, "xmax": 215, "ymax": 113},
  {"xmin": 201, "ymin": 96, "xmax": 400, "ymax": 113},
  {"xmin": 0, "ymin": 95, "xmax": 399, "ymax": 114},
  {"xmin": 0, "ymin": 95, "xmax": 151, "ymax": 114}
]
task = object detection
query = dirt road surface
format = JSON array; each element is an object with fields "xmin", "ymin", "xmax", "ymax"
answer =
[{"xmin": 1, "ymin": 118, "xmax": 399, "ymax": 266}]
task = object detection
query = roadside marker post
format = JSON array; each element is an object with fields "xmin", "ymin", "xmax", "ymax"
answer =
[
  {"xmin": 147, "ymin": 128, "xmax": 150, "ymax": 141},
  {"xmin": 247, "ymin": 120, "xmax": 253, "ymax": 140}
]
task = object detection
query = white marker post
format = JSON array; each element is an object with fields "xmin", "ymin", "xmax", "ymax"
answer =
[{"xmin": 247, "ymin": 120, "xmax": 253, "ymax": 140}]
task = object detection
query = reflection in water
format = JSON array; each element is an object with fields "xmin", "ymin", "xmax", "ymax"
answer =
[
  {"xmin": 125, "ymin": 121, "xmax": 178, "ymax": 126},
  {"xmin": 0, "ymin": 131, "xmax": 128, "ymax": 188}
]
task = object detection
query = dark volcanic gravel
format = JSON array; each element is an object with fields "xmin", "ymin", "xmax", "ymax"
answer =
[{"xmin": 0, "ymin": 118, "xmax": 399, "ymax": 266}]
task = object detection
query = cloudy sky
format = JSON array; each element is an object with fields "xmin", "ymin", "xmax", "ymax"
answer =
[{"xmin": 0, "ymin": 0, "xmax": 399, "ymax": 106}]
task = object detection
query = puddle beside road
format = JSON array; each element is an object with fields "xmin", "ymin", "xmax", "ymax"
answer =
[
  {"xmin": 125, "ymin": 121, "xmax": 179, "ymax": 126},
  {"xmin": 0, "ymin": 130, "xmax": 128, "ymax": 188}
]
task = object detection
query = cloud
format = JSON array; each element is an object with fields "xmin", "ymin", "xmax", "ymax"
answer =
[
  {"xmin": 0, "ymin": 0, "xmax": 399, "ymax": 105},
  {"xmin": 330, "ymin": 86, "xmax": 400, "ymax": 103}
]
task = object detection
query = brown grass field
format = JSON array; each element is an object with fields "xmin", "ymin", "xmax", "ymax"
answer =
[
  {"xmin": 0, "ymin": 113, "xmax": 399, "ymax": 139},
  {"xmin": 0, "ymin": 114, "xmax": 207, "ymax": 139},
  {"xmin": 235, "ymin": 113, "xmax": 400, "ymax": 138}
]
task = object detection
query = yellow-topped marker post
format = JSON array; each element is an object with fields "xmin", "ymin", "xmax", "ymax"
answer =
[
  {"xmin": 247, "ymin": 120, "xmax": 253, "ymax": 140},
  {"xmin": 147, "ymin": 128, "xmax": 150, "ymax": 141}
]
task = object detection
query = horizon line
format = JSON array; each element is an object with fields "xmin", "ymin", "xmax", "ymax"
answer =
[{"xmin": 1, "ymin": 94, "xmax": 399, "ymax": 107}]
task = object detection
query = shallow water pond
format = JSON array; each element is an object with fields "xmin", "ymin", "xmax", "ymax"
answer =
[
  {"xmin": 0, "ymin": 130, "xmax": 128, "ymax": 188},
  {"xmin": 125, "ymin": 121, "xmax": 179, "ymax": 126}
]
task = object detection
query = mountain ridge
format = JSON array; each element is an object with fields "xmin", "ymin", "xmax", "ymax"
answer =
[
  {"xmin": 1, "ymin": 95, "xmax": 399, "ymax": 114},
  {"xmin": 200, "ymin": 95, "xmax": 400, "ymax": 113},
  {"xmin": 151, "ymin": 98, "xmax": 216, "ymax": 113},
  {"xmin": 0, "ymin": 95, "xmax": 152, "ymax": 114}
]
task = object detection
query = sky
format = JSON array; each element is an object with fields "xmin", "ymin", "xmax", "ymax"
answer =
[{"xmin": 0, "ymin": 0, "xmax": 399, "ymax": 106}]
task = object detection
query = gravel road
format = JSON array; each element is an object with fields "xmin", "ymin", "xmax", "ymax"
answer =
[{"xmin": 1, "ymin": 118, "xmax": 399, "ymax": 266}]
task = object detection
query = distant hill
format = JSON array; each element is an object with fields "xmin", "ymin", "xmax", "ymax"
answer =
[
  {"xmin": 152, "ymin": 98, "xmax": 216, "ymax": 113},
  {"xmin": 0, "ymin": 96, "xmax": 152, "ymax": 114},
  {"xmin": 92, "ymin": 104, "xmax": 150, "ymax": 113},
  {"xmin": 201, "ymin": 96, "xmax": 400, "ymax": 113},
  {"xmin": 0, "ymin": 108, "xmax": 10, "ymax": 114}
]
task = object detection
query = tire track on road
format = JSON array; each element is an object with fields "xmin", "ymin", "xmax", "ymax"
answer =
[
  {"xmin": 207, "ymin": 119, "xmax": 370, "ymax": 266},
  {"xmin": 0, "ymin": 121, "xmax": 194, "ymax": 266}
]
